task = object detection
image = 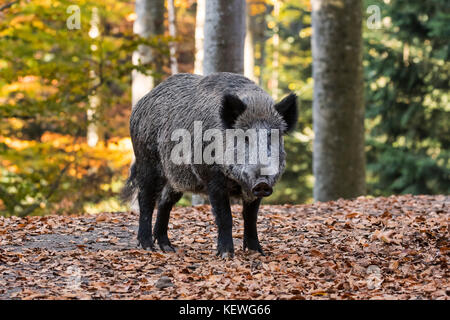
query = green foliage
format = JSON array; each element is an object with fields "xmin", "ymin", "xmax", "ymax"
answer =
[{"xmin": 364, "ymin": 0, "xmax": 450, "ymax": 196}]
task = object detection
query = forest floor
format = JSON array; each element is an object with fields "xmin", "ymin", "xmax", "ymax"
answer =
[{"xmin": 0, "ymin": 195, "xmax": 448, "ymax": 300}]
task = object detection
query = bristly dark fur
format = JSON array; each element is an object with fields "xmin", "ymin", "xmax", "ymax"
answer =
[
  {"xmin": 220, "ymin": 94, "xmax": 247, "ymax": 129},
  {"xmin": 122, "ymin": 72, "xmax": 298, "ymax": 257},
  {"xmin": 274, "ymin": 93, "xmax": 298, "ymax": 133}
]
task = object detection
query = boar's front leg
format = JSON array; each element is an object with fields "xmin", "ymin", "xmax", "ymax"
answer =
[
  {"xmin": 242, "ymin": 198, "xmax": 265, "ymax": 255},
  {"xmin": 207, "ymin": 172, "xmax": 234, "ymax": 258}
]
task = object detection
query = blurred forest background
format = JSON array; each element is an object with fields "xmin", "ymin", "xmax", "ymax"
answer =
[{"xmin": 0, "ymin": 0, "xmax": 448, "ymax": 216}]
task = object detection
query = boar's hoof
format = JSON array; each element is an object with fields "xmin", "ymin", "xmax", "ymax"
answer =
[
  {"xmin": 138, "ymin": 238, "xmax": 155, "ymax": 251},
  {"xmin": 217, "ymin": 242, "xmax": 234, "ymax": 259},
  {"xmin": 248, "ymin": 249, "xmax": 266, "ymax": 256},
  {"xmin": 243, "ymin": 239, "xmax": 265, "ymax": 256},
  {"xmin": 154, "ymin": 235, "xmax": 176, "ymax": 252},
  {"xmin": 219, "ymin": 251, "xmax": 234, "ymax": 259},
  {"xmin": 159, "ymin": 243, "xmax": 176, "ymax": 253}
]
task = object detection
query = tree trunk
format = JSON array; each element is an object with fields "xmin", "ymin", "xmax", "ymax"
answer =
[
  {"xmin": 193, "ymin": 0, "xmax": 246, "ymax": 205},
  {"xmin": 132, "ymin": 0, "xmax": 165, "ymax": 108},
  {"xmin": 311, "ymin": 0, "xmax": 366, "ymax": 202},
  {"xmin": 203, "ymin": 0, "xmax": 246, "ymax": 75},
  {"xmin": 194, "ymin": 0, "xmax": 205, "ymax": 75},
  {"xmin": 167, "ymin": 0, "xmax": 178, "ymax": 74},
  {"xmin": 130, "ymin": 0, "xmax": 165, "ymax": 213},
  {"xmin": 257, "ymin": 5, "xmax": 268, "ymax": 87},
  {"xmin": 244, "ymin": 2, "xmax": 256, "ymax": 83},
  {"xmin": 192, "ymin": 0, "xmax": 207, "ymax": 205},
  {"xmin": 87, "ymin": 7, "xmax": 100, "ymax": 147},
  {"xmin": 270, "ymin": 0, "xmax": 280, "ymax": 99}
]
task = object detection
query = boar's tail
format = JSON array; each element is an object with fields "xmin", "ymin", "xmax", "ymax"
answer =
[{"xmin": 121, "ymin": 162, "xmax": 138, "ymax": 204}]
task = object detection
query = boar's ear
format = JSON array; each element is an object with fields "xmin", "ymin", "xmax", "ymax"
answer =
[
  {"xmin": 220, "ymin": 94, "xmax": 247, "ymax": 129},
  {"xmin": 274, "ymin": 93, "xmax": 298, "ymax": 134}
]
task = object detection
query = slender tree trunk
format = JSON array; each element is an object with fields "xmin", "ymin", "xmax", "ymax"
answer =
[
  {"xmin": 203, "ymin": 0, "xmax": 246, "ymax": 75},
  {"xmin": 167, "ymin": 0, "xmax": 178, "ymax": 74},
  {"xmin": 270, "ymin": 0, "xmax": 280, "ymax": 100},
  {"xmin": 130, "ymin": 0, "xmax": 165, "ymax": 213},
  {"xmin": 87, "ymin": 7, "xmax": 100, "ymax": 147},
  {"xmin": 194, "ymin": 0, "xmax": 205, "ymax": 74},
  {"xmin": 192, "ymin": 0, "xmax": 207, "ymax": 205},
  {"xmin": 244, "ymin": 2, "xmax": 256, "ymax": 83},
  {"xmin": 193, "ymin": 0, "xmax": 246, "ymax": 206},
  {"xmin": 311, "ymin": 0, "xmax": 366, "ymax": 202},
  {"xmin": 132, "ymin": 0, "xmax": 165, "ymax": 108},
  {"xmin": 258, "ymin": 7, "xmax": 267, "ymax": 88}
]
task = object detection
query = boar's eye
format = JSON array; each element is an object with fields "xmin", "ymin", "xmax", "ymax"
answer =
[
  {"xmin": 274, "ymin": 93, "xmax": 298, "ymax": 134},
  {"xmin": 220, "ymin": 94, "xmax": 247, "ymax": 129}
]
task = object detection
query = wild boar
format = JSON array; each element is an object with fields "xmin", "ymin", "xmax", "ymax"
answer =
[{"xmin": 122, "ymin": 72, "xmax": 297, "ymax": 257}]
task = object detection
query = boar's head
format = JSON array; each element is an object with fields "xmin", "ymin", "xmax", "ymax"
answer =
[{"xmin": 220, "ymin": 92, "xmax": 298, "ymax": 201}]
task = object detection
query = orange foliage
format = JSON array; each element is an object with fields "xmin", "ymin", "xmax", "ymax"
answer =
[
  {"xmin": 0, "ymin": 136, "xmax": 36, "ymax": 151},
  {"xmin": 1, "ymin": 132, "xmax": 133, "ymax": 180},
  {"xmin": 174, "ymin": 0, "xmax": 195, "ymax": 9},
  {"xmin": 248, "ymin": 0, "xmax": 268, "ymax": 16}
]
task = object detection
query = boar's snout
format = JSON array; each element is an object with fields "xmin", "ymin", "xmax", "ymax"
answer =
[{"xmin": 252, "ymin": 180, "xmax": 273, "ymax": 198}]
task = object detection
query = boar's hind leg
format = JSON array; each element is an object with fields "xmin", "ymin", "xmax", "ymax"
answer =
[
  {"xmin": 153, "ymin": 185, "xmax": 182, "ymax": 252},
  {"xmin": 137, "ymin": 170, "xmax": 164, "ymax": 250},
  {"xmin": 207, "ymin": 173, "xmax": 234, "ymax": 258},
  {"xmin": 242, "ymin": 198, "xmax": 265, "ymax": 255}
]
